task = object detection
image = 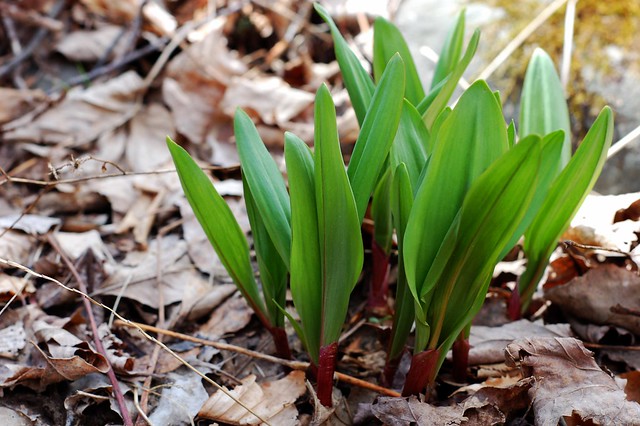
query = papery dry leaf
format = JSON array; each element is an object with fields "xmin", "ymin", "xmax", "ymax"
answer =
[
  {"xmin": 0, "ymin": 406, "xmax": 32, "ymax": 426},
  {"xmin": 0, "ymin": 230, "xmax": 34, "ymax": 266},
  {"xmin": 198, "ymin": 370, "xmax": 306, "ymax": 425},
  {"xmin": 0, "ymin": 88, "xmax": 47, "ymax": 125},
  {"xmin": 79, "ymin": 0, "xmax": 137, "ymax": 23},
  {"xmin": 163, "ymin": 23, "xmax": 247, "ymax": 145},
  {"xmin": 505, "ymin": 337, "xmax": 640, "ymax": 426},
  {"xmin": 0, "ymin": 275, "xmax": 35, "ymax": 302},
  {"xmin": 544, "ymin": 264, "xmax": 640, "ymax": 335},
  {"xmin": 221, "ymin": 76, "xmax": 314, "ymax": 126},
  {"xmin": 149, "ymin": 369, "xmax": 209, "ymax": 425},
  {"xmin": 99, "ymin": 235, "xmax": 211, "ymax": 309},
  {"xmin": 198, "ymin": 293, "xmax": 253, "ymax": 340},
  {"xmin": 179, "ymin": 283, "xmax": 237, "ymax": 322},
  {"xmin": 56, "ymin": 25, "xmax": 129, "ymax": 61},
  {"xmin": 124, "ymin": 103, "xmax": 174, "ymax": 172},
  {"xmin": 3, "ymin": 71, "xmax": 144, "ymax": 146},
  {"xmin": 0, "ymin": 215, "xmax": 61, "ymax": 235},
  {"xmin": 54, "ymin": 230, "xmax": 109, "ymax": 261},
  {"xmin": 368, "ymin": 396, "xmax": 465, "ymax": 426},
  {"xmin": 0, "ymin": 321, "xmax": 26, "ymax": 359},
  {"xmin": 468, "ymin": 320, "xmax": 573, "ymax": 365}
]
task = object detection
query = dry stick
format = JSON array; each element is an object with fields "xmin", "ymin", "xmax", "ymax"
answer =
[
  {"xmin": 0, "ymin": 2, "xmax": 63, "ymax": 32},
  {"xmin": 475, "ymin": 0, "xmax": 569, "ymax": 82},
  {"xmin": 0, "ymin": 0, "xmax": 66, "ymax": 79},
  {"xmin": 46, "ymin": 235, "xmax": 134, "ymax": 426},
  {"xmin": 607, "ymin": 124, "xmax": 640, "ymax": 159},
  {"xmin": 560, "ymin": 0, "xmax": 578, "ymax": 90},
  {"xmin": 0, "ymin": 257, "xmax": 270, "ymax": 425},
  {"xmin": 114, "ymin": 320, "xmax": 401, "ymax": 398}
]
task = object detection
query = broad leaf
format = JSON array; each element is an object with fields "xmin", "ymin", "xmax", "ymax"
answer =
[
  {"xmin": 284, "ymin": 132, "xmax": 322, "ymax": 363},
  {"xmin": 243, "ymin": 178, "xmax": 288, "ymax": 327},
  {"xmin": 315, "ymin": 84, "xmax": 364, "ymax": 346},
  {"xmin": 404, "ymin": 80, "xmax": 508, "ymax": 306},
  {"xmin": 347, "ymin": 54, "xmax": 405, "ymax": 223},
  {"xmin": 373, "ymin": 17, "xmax": 424, "ymax": 104},
  {"xmin": 234, "ymin": 109, "xmax": 291, "ymax": 269},
  {"xmin": 521, "ymin": 107, "xmax": 614, "ymax": 307},
  {"xmin": 167, "ymin": 138, "xmax": 268, "ymax": 324},
  {"xmin": 389, "ymin": 100, "xmax": 429, "ymax": 188},
  {"xmin": 372, "ymin": 168, "xmax": 393, "ymax": 253},
  {"xmin": 519, "ymin": 48, "xmax": 572, "ymax": 166},
  {"xmin": 314, "ymin": 3, "xmax": 374, "ymax": 125}
]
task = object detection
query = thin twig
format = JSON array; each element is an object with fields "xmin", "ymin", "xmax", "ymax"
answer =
[
  {"xmin": 475, "ymin": 0, "xmax": 569, "ymax": 82},
  {"xmin": 0, "ymin": 3, "xmax": 63, "ymax": 32},
  {"xmin": 607, "ymin": 124, "xmax": 640, "ymax": 159},
  {"xmin": 0, "ymin": 256, "xmax": 270, "ymax": 425},
  {"xmin": 114, "ymin": 320, "xmax": 401, "ymax": 398},
  {"xmin": 47, "ymin": 235, "xmax": 134, "ymax": 426}
]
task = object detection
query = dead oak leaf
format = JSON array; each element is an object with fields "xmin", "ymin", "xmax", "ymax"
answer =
[{"xmin": 505, "ymin": 337, "xmax": 640, "ymax": 426}]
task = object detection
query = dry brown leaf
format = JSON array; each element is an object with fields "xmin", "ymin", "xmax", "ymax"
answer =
[
  {"xmin": 124, "ymin": 103, "xmax": 174, "ymax": 172},
  {"xmin": 468, "ymin": 320, "xmax": 573, "ymax": 365},
  {"xmin": 221, "ymin": 76, "xmax": 314, "ymax": 126},
  {"xmin": 3, "ymin": 71, "xmax": 144, "ymax": 146},
  {"xmin": 0, "ymin": 214, "xmax": 60, "ymax": 235},
  {"xmin": 0, "ymin": 274, "xmax": 35, "ymax": 302},
  {"xmin": 198, "ymin": 370, "xmax": 306, "ymax": 425},
  {"xmin": 163, "ymin": 23, "xmax": 247, "ymax": 145},
  {"xmin": 54, "ymin": 230, "xmax": 110, "ymax": 261},
  {"xmin": 149, "ymin": 369, "xmax": 209, "ymax": 425},
  {"xmin": 0, "ymin": 321, "xmax": 27, "ymax": 359},
  {"xmin": 505, "ymin": 337, "xmax": 640, "ymax": 425},
  {"xmin": 0, "ymin": 88, "xmax": 47, "ymax": 125},
  {"xmin": 56, "ymin": 25, "xmax": 129, "ymax": 61},
  {"xmin": 544, "ymin": 264, "xmax": 640, "ymax": 335},
  {"xmin": 0, "ymin": 230, "xmax": 34, "ymax": 267},
  {"xmin": 367, "ymin": 396, "xmax": 465, "ymax": 426},
  {"xmin": 198, "ymin": 293, "xmax": 253, "ymax": 340},
  {"xmin": 79, "ymin": 0, "xmax": 137, "ymax": 23}
]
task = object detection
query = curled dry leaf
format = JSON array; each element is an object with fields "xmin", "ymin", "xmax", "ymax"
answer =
[
  {"xmin": 0, "ymin": 88, "xmax": 47, "ymax": 125},
  {"xmin": 198, "ymin": 370, "xmax": 306, "ymax": 426},
  {"xmin": 544, "ymin": 264, "xmax": 640, "ymax": 335},
  {"xmin": 505, "ymin": 337, "xmax": 640, "ymax": 425},
  {"xmin": 149, "ymin": 369, "xmax": 209, "ymax": 425},
  {"xmin": 3, "ymin": 71, "xmax": 145, "ymax": 146}
]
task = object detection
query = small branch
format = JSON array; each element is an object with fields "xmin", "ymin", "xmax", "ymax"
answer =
[
  {"xmin": 113, "ymin": 320, "xmax": 401, "ymax": 398},
  {"xmin": 560, "ymin": 0, "xmax": 578, "ymax": 90},
  {"xmin": 47, "ymin": 234, "xmax": 134, "ymax": 426},
  {"xmin": 0, "ymin": 3, "xmax": 64, "ymax": 32}
]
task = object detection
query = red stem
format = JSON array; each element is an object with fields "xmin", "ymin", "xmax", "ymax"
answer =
[
  {"xmin": 317, "ymin": 342, "xmax": 338, "ymax": 407},
  {"xmin": 507, "ymin": 286, "xmax": 522, "ymax": 320},
  {"xmin": 382, "ymin": 352, "xmax": 402, "ymax": 388},
  {"xmin": 368, "ymin": 240, "xmax": 390, "ymax": 311},
  {"xmin": 401, "ymin": 349, "xmax": 440, "ymax": 397},
  {"xmin": 451, "ymin": 335, "xmax": 470, "ymax": 382},
  {"xmin": 268, "ymin": 326, "xmax": 292, "ymax": 360}
]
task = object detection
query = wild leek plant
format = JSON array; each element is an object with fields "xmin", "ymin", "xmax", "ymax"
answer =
[
  {"xmin": 167, "ymin": 109, "xmax": 293, "ymax": 359},
  {"xmin": 512, "ymin": 49, "xmax": 614, "ymax": 317}
]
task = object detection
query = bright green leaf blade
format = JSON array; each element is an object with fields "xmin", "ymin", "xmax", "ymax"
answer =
[
  {"xmin": 521, "ymin": 107, "xmax": 614, "ymax": 305},
  {"xmin": 423, "ymin": 29, "xmax": 480, "ymax": 130},
  {"xmin": 234, "ymin": 109, "xmax": 291, "ymax": 269},
  {"xmin": 284, "ymin": 132, "xmax": 322, "ymax": 363},
  {"xmin": 519, "ymin": 48, "xmax": 572, "ymax": 166},
  {"xmin": 431, "ymin": 9, "xmax": 466, "ymax": 89},
  {"xmin": 243, "ymin": 177, "xmax": 288, "ymax": 328},
  {"xmin": 315, "ymin": 85, "xmax": 364, "ymax": 346},
  {"xmin": 507, "ymin": 119, "xmax": 517, "ymax": 147},
  {"xmin": 425, "ymin": 135, "xmax": 542, "ymax": 348},
  {"xmin": 404, "ymin": 80, "xmax": 508, "ymax": 303},
  {"xmin": 388, "ymin": 163, "xmax": 415, "ymax": 360},
  {"xmin": 498, "ymin": 130, "xmax": 565, "ymax": 259},
  {"xmin": 167, "ymin": 137, "xmax": 268, "ymax": 323},
  {"xmin": 315, "ymin": 3, "xmax": 374, "ymax": 125},
  {"xmin": 373, "ymin": 17, "xmax": 425, "ymax": 104},
  {"xmin": 390, "ymin": 100, "xmax": 429, "ymax": 188},
  {"xmin": 372, "ymin": 168, "xmax": 393, "ymax": 253},
  {"xmin": 347, "ymin": 54, "xmax": 405, "ymax": 223}
]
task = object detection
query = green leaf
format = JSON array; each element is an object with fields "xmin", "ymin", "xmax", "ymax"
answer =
[
  {"xmin": 388, "ymin": 163, "xmax": 416, "ymax": 360},
  {"xmin": 507, "ymin": 119, "xmax": 516, "ymax": 148},
  {"xmin": 314, "ymin": 3, "xmax": 374, "ymax": 126},
  {"xmin": 167, "ymin": 137, "xmax": 268, "ymax": 324},
  {"xmin": 498, "ymin": 130, "xmax": 565, "ymax": 259},
  {"xmin": 372, "ymin": 168, "xmax": 393, "ymax": 253},
  {"xmin": 284, "ymin": 132, "xmax": 322, "ymax": 363},
  {"xmin": 234, "ymin": 109, "xmax": 291, "ymax": 269},
  {"xmin": 431, "ymin": 9, "xmax": 466, "ymax": 89},
  {"xmin": 404, "ymin": 80, "xmax": 508, "ymax": 305},
  {"xmin": 347, "ymin": 54, "xmax": 405, "ymax": 223},
  {"xmin": 389, "ymin": 100, "xmax": 429, "ymax": 188},
  {"xmin": 424, "ymin": 135, "xmax": 543, "ymax": 351},
  {"xmin": 521, "ymin": 107, "xmax": 614, "ymax": 307},
  {"xmin": 373, "ymin": 17, "xmax": 424, "ymax": 104},
  {"xmin": 315, "ymin": 84, "xmax": 364, "ymax": 346},
  {"xmin": 519, "ymin": 48, "xmax": 572, "ymax": 166},
  {"xmin": 243, "ymin": 178, "xmax": 288, "ymax": 328},
  {"xmin": 423, "ymin": 29, "xmax": 480, "ymax": 130}
]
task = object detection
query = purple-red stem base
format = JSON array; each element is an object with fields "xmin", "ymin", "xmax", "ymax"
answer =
[
  {"xmin": 452, "ymin": 336, "xmax": 470, "ymax": 383},
  {"xmin": 401, "ymin": 349, "xmax": 440, "ymax": 397},
  {"xmin": 317, "ymin": 342, "xmax": 338, "ymax": 407},
  {"xmin": 269, "ymin": 326, "xmax": 292, "ymax": 360},
  {"xmin": 368, "ymin": 240, "xmax": 390, "ymax": 313}
]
